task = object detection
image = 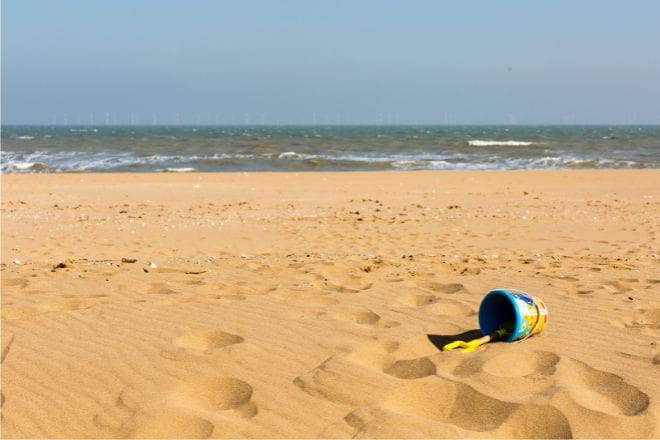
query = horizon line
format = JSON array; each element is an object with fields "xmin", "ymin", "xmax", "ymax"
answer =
[{"xmin": 3, "ymin": 123, "xmax": 660, "ymax": 128}]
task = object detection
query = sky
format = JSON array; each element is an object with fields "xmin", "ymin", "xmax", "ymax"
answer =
[{"xmin": 2, "ymin": 0, "xmax": 660, "ymax": 125}]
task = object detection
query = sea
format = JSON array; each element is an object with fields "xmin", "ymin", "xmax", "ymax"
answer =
[{"xmin": 1, "ymin": 125, "xmax": 659, "ymax": 173}]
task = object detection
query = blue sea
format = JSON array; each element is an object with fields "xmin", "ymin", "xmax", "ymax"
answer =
[{"xmin": 1, "ymin": 125, "xmax": 659, "ymax": 173}]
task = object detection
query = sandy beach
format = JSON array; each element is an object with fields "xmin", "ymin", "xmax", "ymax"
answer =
[{"xmin": 1, "ymin": 170, "xmax": 659, "ymax": 438}]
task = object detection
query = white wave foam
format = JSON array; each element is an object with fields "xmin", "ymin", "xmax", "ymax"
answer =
[
  {"xmin": 278, "ymin": 151, "xmax": 299, "ymax": 159},
  {"xmin": 0, "ymin": 150, "xmax": 262, "ymax": 173},
  {"xmin": 16, "ymin": 136, "xmax": 35, "ymax": 140},
  {"xmin": 12, "ymin": 162, "xmax": 37, "ymax": 170},
  {"xmin": 161, "ymin": 167, "xmax": 196, "ymax": 172},
  {"xmin": 468, "ymin": 140, "xmax": 536, "ymax": 147},
  {"xmin": 0, "ymin": 149, "xmax": 648, "ymax": 173},
  {"xmin": 391, "ymin": 160, "xmax": 420, "ymax": 168},
  {"xmin": 10, "ymin": 162, "xmax": 49, "ymax": 171}
]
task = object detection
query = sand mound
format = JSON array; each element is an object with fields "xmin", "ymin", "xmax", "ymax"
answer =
[
  {"xmin": 171, "ymin": 377, "xmax": 257, "ymax": 418},
  {"xmin": 173, "ymin": 330, "xmax": 244, "ymax": 351},
  {"xmin": 383, "ymin": 357, "xmax": 437, "ymax": 379},
  {"xmin": 482, "ymin": 349, "xmax": 560, "ymax": 377},
  {"xmin": 131, "ymin": 413, "xmax": 214, "ymax": 439}
]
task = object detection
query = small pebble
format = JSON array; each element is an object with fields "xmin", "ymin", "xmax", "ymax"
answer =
[
  {"xmin": 148, "ymin": 262, "xmax": 158, "ymax": 269},
  {"xmin": 121, "ymin": 258, "xmax": 137, "ymax": 263},
  {"xmin": 12, "ymin": 260, "xmax": 21, "ymax": 265}
]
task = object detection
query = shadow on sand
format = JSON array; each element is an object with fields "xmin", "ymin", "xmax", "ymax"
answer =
[{"xmin": 427, "ymin": 329, "xmax": 483, "ymax": 351}]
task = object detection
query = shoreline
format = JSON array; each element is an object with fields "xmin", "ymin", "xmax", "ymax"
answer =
[{"xmin": 3, "ymin": 168, "xmax": 659, "ymax": 177}]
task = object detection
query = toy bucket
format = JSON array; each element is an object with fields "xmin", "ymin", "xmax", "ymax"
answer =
[{"xmin": 478, "ymin": 289, "xmax": 548, "ymax": 342}]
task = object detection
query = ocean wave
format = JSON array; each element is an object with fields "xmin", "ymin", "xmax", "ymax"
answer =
[
  {"xmin": 6, "ymin": 161, "xmax": 50, "ymax": 171},
  {"xmin": 0, "ymin": 150, "xmax": 245, "ymax": 173},
  {"xmin": 16, "ymin": 136, "xmax": 35, "ymax": 140},
  {"xmin": 278, "ymin": 151, "xmax": 300, "ymax": 159},
  {"xmin": 1, "ymin": 150, "xmax": 170, "ymax": 173},
  {"xmin": 392, "ymin": 160, "xmax": 446, "ymax": 170},
  {"xmin": 468, "ymin": 140, "xmax": 536, "ymax": 147},
  {"xmin": 390, "ymin": 156, "xmax": 643, "ymax": 170},
  {"xmin": 0, "ymin": 149, "xmax": 653, "ymax": 173}
]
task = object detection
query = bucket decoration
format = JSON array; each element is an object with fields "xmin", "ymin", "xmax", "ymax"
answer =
[{"xmin": 443, "ymin": 288, "xmax": 548, "ymax": 352}]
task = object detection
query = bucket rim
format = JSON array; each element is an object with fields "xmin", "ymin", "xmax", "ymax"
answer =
[{"xmin": 481, "ymin": 288, "xmax": 523, "ymax": 343}]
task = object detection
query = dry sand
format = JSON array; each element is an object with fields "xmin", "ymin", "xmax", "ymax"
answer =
[{"xmin": 1, "ymin": 170, "xmax": 659, "ymax": 439}]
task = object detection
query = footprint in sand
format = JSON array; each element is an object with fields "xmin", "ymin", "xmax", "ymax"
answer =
[
  {"xmin": 382, "ymin": 379, "xmax": 571, "ymax": 437},
  {"xmin": 611, "ymin": 307, "xmax": 660, "ymax": 331},
  {"xmin": 174, "ymin": 330, "xmax": 244, "ymax": 352},
  {"xmin": 555, "ymin": 358, "xmax": 650, "ymax": 417},
  {"xmin": 416, "ymin": 282, "xmax": 467, "ymax": 294},
  {"xmin": 298, "ymin": 334, "xmax": 656, "ymax": 438},
  {"xmin": 345, "ymin": 336, "xmax": 440, "ymax": 381},
  {"xmin": 178, "ymin": 278, "xmax": 206, "ymax": 286},
  {"xmin": 480, "ymin": 349, "xmax": 560, "ymax": 378},
  {"xmin": 445, "ymin": 348, "xmax": 561, "ymax": 400},
  {"xmin": 130, "ymin": 412, "xmax": 214, "ymax": 439},
  {"xmin": 576, "ymin": 289, "xmax": 595, "ymax": 296},
  {"xmin": 2, "ymin": 298, "xmax": 100, "ymax": 320},
  {"xmin": 598, "ymin": 280, "xmax": 634, "ymax": 295},
  {"xmin": 397, "ymin": 294, "xmax": 439, "ymax": 307},
  {"xmin": 628, "ymin": 308, "xmax": 660, "ymax": 329},
  {"xmin": 545, "ymin": 360, "xmax": 654, "ymax": 438},
  {"xmin": 448, "ymin": 346, "xmax": 654, "ymax": 436},
  {"xmin": 294, "ymin": 354, "xmax": 391, "ymax": 407},
  {"xmin": 1, "ymin": 277, "xmax": 29, "ymax": 290},
  {"xmin": 383, "ymin": 357, "xmax": 437, "ymax": 379},
  {"xmin": 294, "ymin": 335, "xmax": 442, "ymax": 407},
  {"xmin": 336, "ymin": 310, "xmax": 399, "ymax": 328},
  {"xmin": 161, "ymin": 330, "xmax": 244, "ymax": 362},
  {"xmin": 147, "ymin": 282, "xmax": 179, "ymax": 295},
  {"xmin": 171, "ymin": 377, "xmax": 257, "ymax": 418}
]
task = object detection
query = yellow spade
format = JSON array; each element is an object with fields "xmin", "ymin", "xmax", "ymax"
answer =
[{"xmin": 442, "ymin": 323, "xmax": 512, "ymax": 353}]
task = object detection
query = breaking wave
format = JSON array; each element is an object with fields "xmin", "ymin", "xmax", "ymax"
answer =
[
  {"xmin": 468, "ymin": 140, "xmax": 537, "ymax": 147},
  {"xmin": 0, "ymin": 149, "xmax": 650, "ymax": 173},
  {"xmin": 2, "ymin": 125, "xmax": 657, "ymax": 173}
]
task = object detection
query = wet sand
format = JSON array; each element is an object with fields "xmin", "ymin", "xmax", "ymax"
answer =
[{"xmin": 1, "ymin": 170, "xmax": 659, "ymax": 438}]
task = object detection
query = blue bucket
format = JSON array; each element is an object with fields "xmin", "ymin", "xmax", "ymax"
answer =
[{"xmin": 478, "ymin": 289, "xmax": 549, "ymax": 342}]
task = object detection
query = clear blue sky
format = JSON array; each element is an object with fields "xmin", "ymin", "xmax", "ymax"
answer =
[{"xmin": 2, "ymin": 0, "xmax": 660, "ymax": 125}]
